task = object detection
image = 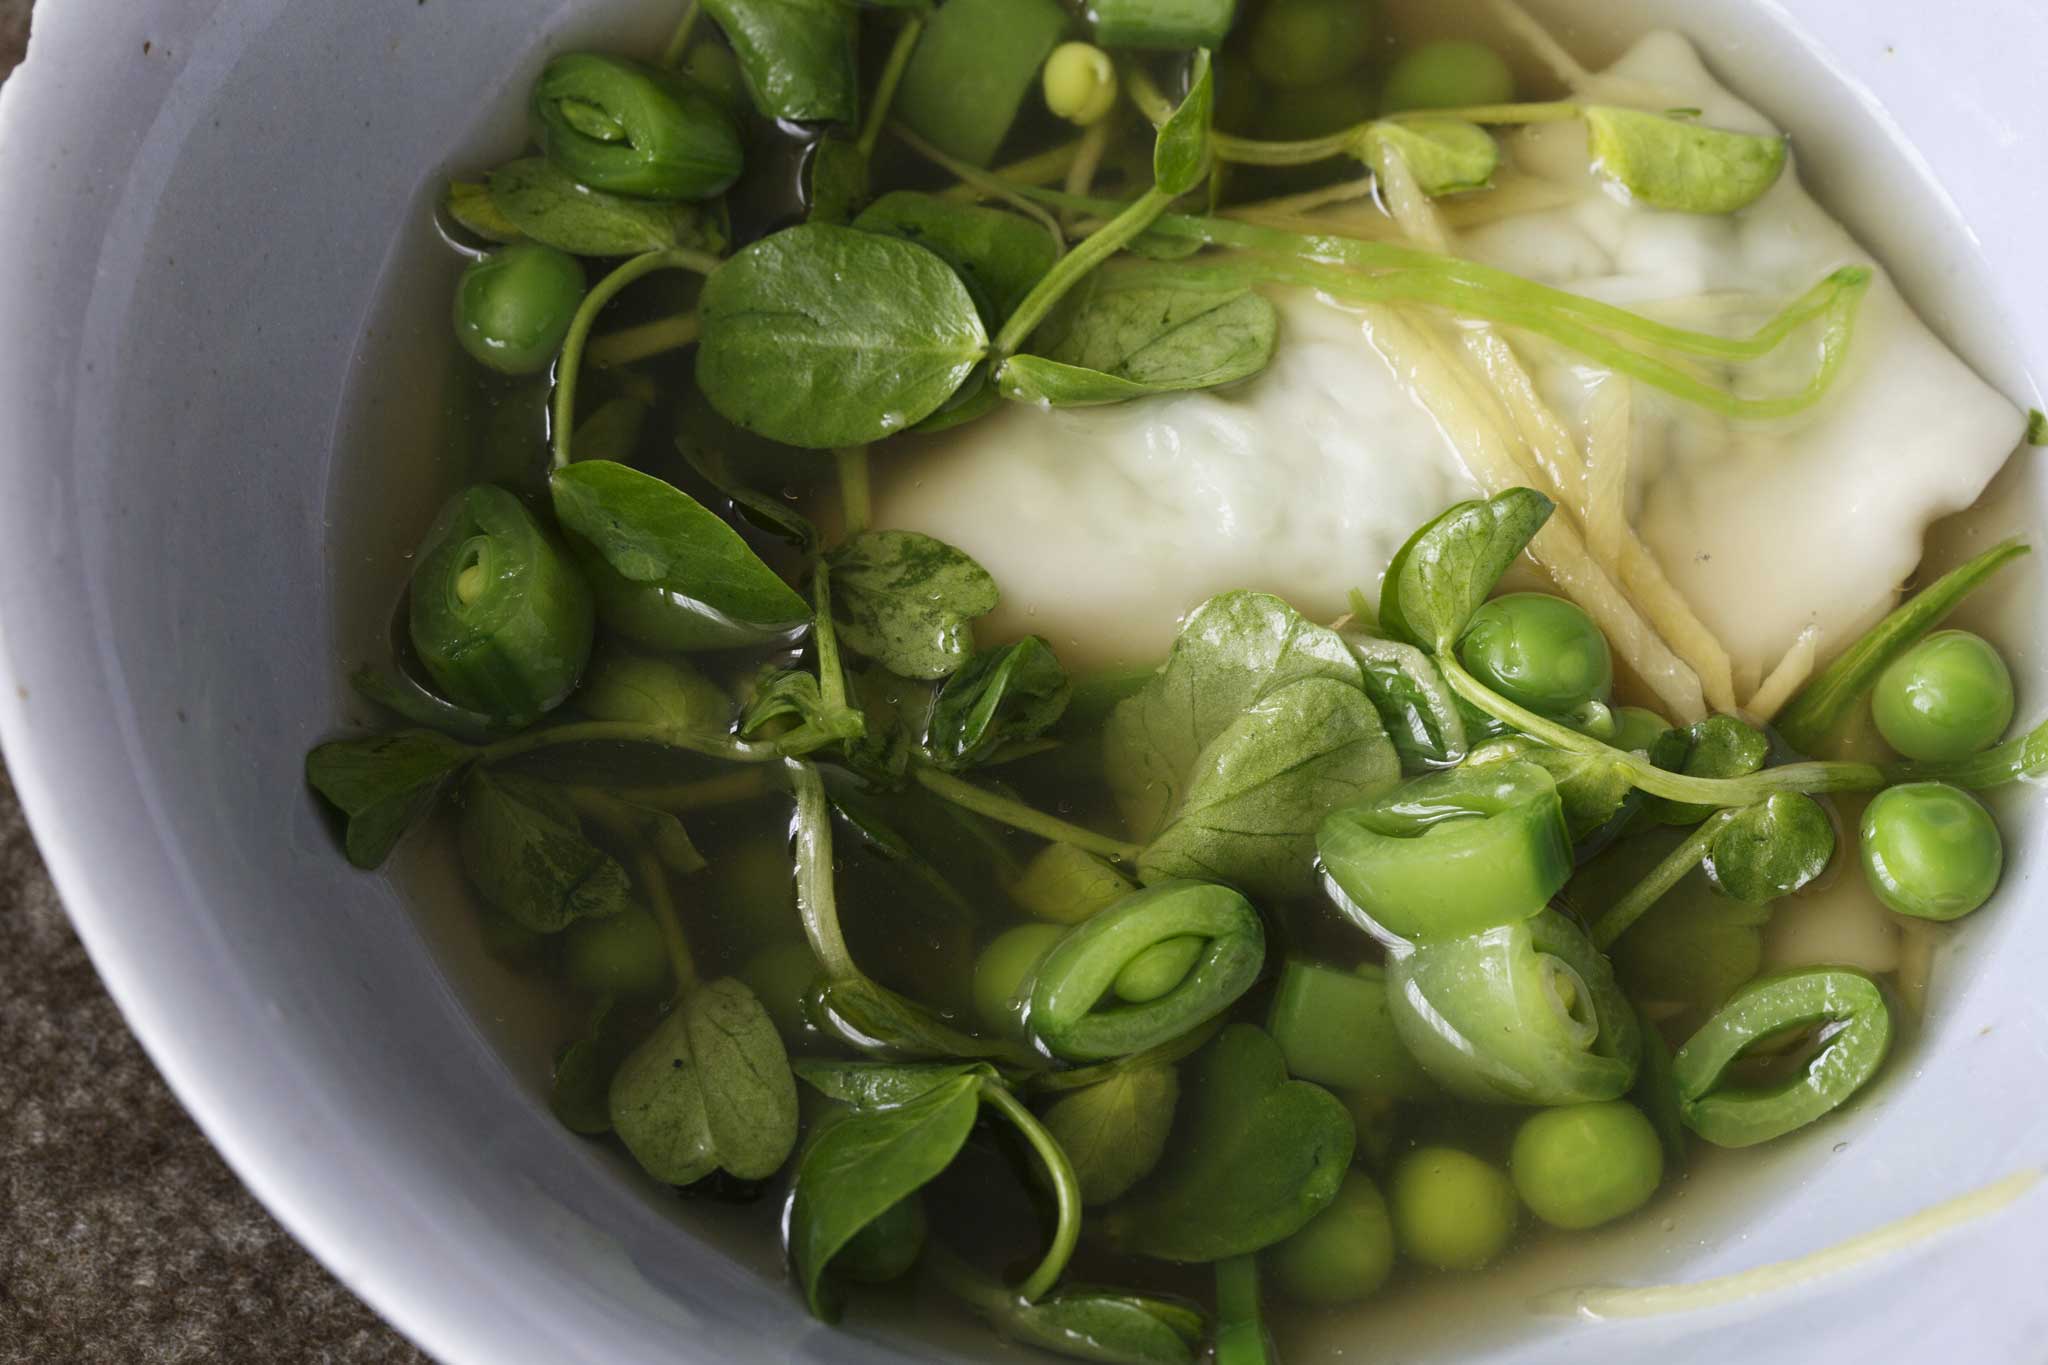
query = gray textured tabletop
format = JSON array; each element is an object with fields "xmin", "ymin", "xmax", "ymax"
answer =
[{"xmin": 0, "ymin": 8, "xmax": 428, "ymax": 1362}]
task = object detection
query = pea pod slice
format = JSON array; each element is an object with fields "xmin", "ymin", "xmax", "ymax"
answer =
[
  {"xmin": 408, "ymin": 484, "xmax": 595, "ymax": 721},
  {"xmin": 1385, "ymin": 909, "xmax": 1639, "ymax": 1106},
  {"xmin": 1317, "ymin": 760, "xmax": 1571, "ymax": 944},
  {"xmin": 532, "ymin": 53, "xmax": 744, "ymax": 201},
  {"xmin": 1028, "ymin": 881, "xmax": 1264, "ymax": 1063},
  {"xmin": 1672, "ymin": 967, "xmax": 1892, "ymax": 1148}
]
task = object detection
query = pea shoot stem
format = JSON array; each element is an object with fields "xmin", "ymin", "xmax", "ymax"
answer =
[
  {"xmin": 593, "ymin": 770, "xmax": 777, "ymax": 812},
  {"xmin": 552, "ymin": 247, "xmax": 720, "ymax": 471},
  {"xmin": 977, "ymin": 1080, "xmax": 1081, "ymax": 1302},
  {"xmin": 1213, "ymin": 1255, "xmax": 1272, "ymax": 1365},
  {"xmin": 939, "ymin": 140, "xmax": 1085, "ymax": 205},
  {"xmin": 833, "ymin": 449, "xmax": 872, "ymax": 537},
  {"xmin": 789, "ymin": 759, "xmax": 859, "ymax": 982},
  {"xmin": 891, "ymin": 122, "xmax": 1066, "ymax": 252},
  {"xmin": 857, "ymin": 16, "xmax": 925, "ymax": 162},
  {"xmin": 1588, "ymin": 811, "xmax": 1734, "ymax": 949},
  {"xmin": 1439, "ymin": 655, "xmax": 1889, "ymax": 806},
  {"xmin": 912, "ymin": 767, "xmax": 1142, "ymax": 863},
  {"xmin": 481, "ymin": 718, "xmax": 775, "ymax": 766},
  {"xmin": 635, "ymin": 849, "xmax": 700, "ymax": 991},
  {"xmin": 810, "ymin": 562, "xmax": 853, "ymax": 718},
  {"xmin": 992, "ymin": 187, "xmax": 1175, "ymax": 356},
  {"xmin": 588, "ymin": 311, "xmax": 700, "ymax": 368}
]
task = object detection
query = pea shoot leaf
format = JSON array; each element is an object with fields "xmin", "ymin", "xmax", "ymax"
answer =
[
  {"xmin": 789, "ymin": 1071, "xmax": 982, "ymax": 1319},
  {"xmin": 609, "ymin": 978, "xmax": 799, "ymax": 1185},
  {"xmin": 925, "ymin": 636, "xmax": 1071, "ymax": 770},
  {"xmin": 702, "ymin": 0, "xmax": 860, "ymax": 123},
  {"xmin": 487, "ymin": 158, "xmax": 726, "ymax": 258},
  {"xmin": 1041, "ymin": 1064, "xmax": 1179, "ymax": 1206},
  {"xmin": 996, "ymin": 1288, "xmax": 1206, "ymax": 1365},
  {"xmin": 1348, "ymin": 633, "xmax": 1468, "ymax": 771},
  {"xmin": 305, "ymin": 730, "xmax": 474, "ymax": 869},
  {"xmin": 1359, "ymin": 118, "xmax": 1498, "ymax": 196},
  {"xmin": 853, "ymin": 191, "xmax": 1060, "ymax": 328},
  {"xmin": 793, "ymin": 1058, "xmax": 999, "ymax": 1111},
  {"xmin": 552, "ymin": 460, "xmax": 810, "ymax": 650},
  {"xmin": 457, "ymin": 768, "xmax": 631, "ymax": 932},
  {"xmin": 445, "ymin": 180, "xmax": 523, "ymax": 244},
  {"xmin": 1099, "ymin": 1024, "xmax": 1353, "ymax": 1262},
  {"xmin": 998, "ymin": 273, "xmax": 1278, "ymax": 407},
  {"xmin": 825, "ymin": 530, "xmax": 999, "ymax": 680},
  {"xmin": 576, "ymin": 644, "xmax": 733, "ymax": 734},
  {"xmin": 1153, "ymin": 49, "xmax": 1214, "ymax": 197},
  {"xmin": 696, "ymin": 224, "xmax": 989, "ymax": 448},
  {"xmin": 1704, "ymin": 793, "xmax": 1835, "ymax": 904},
  {"xmin": 1583, "ymin": 106, "xmax": 1788, "ymax": 215},
  {"xmin": 1380, "ymin": 487, "xmax": 1554, "ymax": 654},
  {"xmin": 808, "ymin": 975, "xmax": 1037, "ymax": 1066},
  {"xmin": 1645, "ymin": 714, "xmax": 1770, "ymax": 826}
]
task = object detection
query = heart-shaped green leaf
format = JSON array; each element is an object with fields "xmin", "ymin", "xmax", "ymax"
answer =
[
  {"xmin": 926, "ymin": 636, "xmax": 1071, "ymax": 770},
  {"xmin": 1099, "ymin": 1024, "xmax": 1354, "ymax": 1261},
  {"xmin": 999, "ymin": 273, "xmax": 1278, "ymax": 407},
  {"xmin": 1704, "ymin": 793, "xmax": 1835, "ymax": 904},
  {"xmin": 1583, "ymin": 106, "xmax": 1788, "ymax": 215},
  {"xmin": 1040, "ymin": 1064, "xmax": 1179, "ymax": 1206},
  {"xmin": 487, "ymin": 158, "xmax": 726, "ymax": 257},
  {"xmin": 305, "ymin": 730, "xmax": 473, "ymax": 869},
  {"xmin": 1360, "ymin": 118, "xmax": 1499, "ymax": 196},
  {"xmin": 793, "ymin": 1058, "xmax": 999, "ymax": 1111},
  {"xmin": 1379, "ymin": 487, "xmax": 1554, "ymax": 654},
  {"xmin": 825, "ymin": 530, "xmax": 999, "ymax": 680},
  {"xmin": 458, "ymin": 768, "xmax": 631, "ymax": 933}
]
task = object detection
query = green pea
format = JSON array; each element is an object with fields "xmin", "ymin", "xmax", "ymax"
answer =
[
  {"xmin": 1265, "ymin": 1170, "xmax": 1396, "ymax": 1305},
  {"xmin": 1381, "ymin": 40, "xmax": 1515, "ymax": 114},
  {"xmin": 532, "ymin": 53, "xmax": 743, "ymax": 201},
  {"xmin": 1113, "ymin": 934, "xmax": 1205, "ymax": 1003},
  {"xmin": 1509, "ymin": 1101, "xmax": 1662, "ymax": 1230},
  {"xmin": 454, "ymin": 243, "xmax": 586, "ymax": 376},
  {"xmin": 1858, "ymin": 782, "xmax": 2003, "ymax": 921},
  {"xmin": 1871, "ymin": 630, "xmax": 2014, "ymax": 763},
  {"xmin": 479, "ymin": 909, "xmax": 546, "ymax": 965},
  {"xmin": 1042, "ymin": 41, "xmax": 1119, "ymax": 126},
  {"xmin": 1248, "ymin": 0, "xmax": 1378, "ymax": 89},
  {"xmin": 1458, "ymin": 593, "xmax": 1614, "ymax": 717},
  {"xmin": 834, "ymin": 1193, "xmax": 928, "ymax": 1285},
  {"xmin": 1610, "ymin": 706, "xmax": 1675, "ymax": 756},
  {"xmin": 1389, "ymin": 1145, "xmax": 1519, "ymax": 1271},
  {"xmin": 973, "ymin": 923, "xmax": 1067, "ymax": 1030},
  {"xmin": 1008, "ymin": 842, "xmax": 1136, "ymax": 925},
  {"xmin": 561, "ymin": 906, "xmax": 671, "ymax": 999}
]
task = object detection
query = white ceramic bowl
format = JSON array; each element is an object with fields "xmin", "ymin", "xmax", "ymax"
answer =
[{"xmin": 2, "ymin": 2, "xmax": 2045, "ymax": 1362}]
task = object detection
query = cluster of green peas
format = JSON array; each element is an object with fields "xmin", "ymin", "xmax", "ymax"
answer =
[{"xmin": 1459, "ymin": 592, "xmax": 2011, "ymax": 924}]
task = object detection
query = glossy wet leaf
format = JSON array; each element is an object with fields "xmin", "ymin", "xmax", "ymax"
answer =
[
  {"xmin": 1153, "ymin": 50, "xmax": 1214, "ymax": 197},
  {"xmin": 682, "ymin": 444, "xmax": 821, "ymax": 555},
  {"xmin": 1645, "ymin": 714, "xmax": 1770, "ymax": 825},
  {"xmin": 610, "ymin": 979, "xmax": 799, "ymax": 1184},
  {"xmin": 1041, "ymin": 1064, "xmax": 1178, "ymax": 1206},
  {"xmin": 808, "ymin": 975, "xmax": 1037, "ymax": 1066},
  {"xmin": 790, "ymin": 1071, "xmax": 983, "ymax": 1319},
  {"xmin": 1469, "ymin": 737, "xmax": 1633, "ymax": 840},
  {"xmin": 825, "ymin": 530, "xmax": 999, "ymax": 680},
  {"xmin": 853, "ymin": 191, "xmax": 1059, "ymax": 327},
  {"xmin": 569, "ymin": 787, "xmax": 708, "ymax": 876},
  {"xmin": 349, "ymin": 666, "xmax": 514, "ymax": 744},
  {"xmin": 1140, "ymin": 678, "xmax": 1398, "ymax": 899},
  {"xmin": 703, "ymin": 0, "xmax": 860, "ymax": 123},
  {"xmin": 999, "ymin": 273, "xmax": 1277, "ymax": 406},
  {"xmin": 458, "ymin": 768, "xmax": 631, "ymax": 932},
  {"xmin": 793, "ymin": 1058, "xmax": 998, "ymax": 1111},
  {"xmin": 1380, "ymin": 488, "xmax": 1554, "ymax": 653},
  {"xmin": 805, "ymin": 135, "xmax": 869, "ymax": 225},
  {"xmin": 1106, "ymin": 590, "xmax": 1362, "ymax": 842},
  {"xmin": 305, "ymin": 730, "xmax": 473, "ymax": 869},
  {"xmin": 1348, "ymin": 633, "xmax": 1468, "ymax": 771},
  {"xmin": 926, "ymin": 637, "xmax": 1071, "ymax": 769},
  {"xmin": 999, "ymin": 1288, "xmax": 1205, "ymax": 1364},
  {"xmin": 1099, "ymin": 1024, "xmax": 1353, "ymax": 1262},
  {"xmin": 552, "ymin": 460, "xmax": 809, "ymax": 648},
  {"xmin": 1703, "ymin": 793, "xmax": 1835, "ymax": 904},
  {"xmin": 1360, "ymin": 118, "xmax": 1498, "ymax": 196},
  {"xmin": 446, "ymin": 180, "xmax": 523, "ymax": 243},
  {"xmin": 697, "ymin": 225, "xmax": 989, "ymax": 448},
  {"xmin": 487, "ymin": 158, "xmax": 726, "ymax": 257},
  {"xmin": 1583, "ymin": 106, "xmax": 1788, "ymax": 215}
]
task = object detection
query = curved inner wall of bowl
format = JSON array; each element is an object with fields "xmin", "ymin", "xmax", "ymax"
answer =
[{"xmin": 0, "ymin": 1, "xmax": 2043, "ymax": 1363}]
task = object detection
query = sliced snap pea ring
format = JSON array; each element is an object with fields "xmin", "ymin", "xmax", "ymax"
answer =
[
  {"xmin": 1317, "ymin": 760, "xmax": 1571, "ymax": 944},
  {"xmin": 1027, "ymin": 881, "xmax": 1265, "ymax": 1063},
  {"xmin": 1671, "ymin": 967, "xmax": 1892, "ymax": 1148},
  {"xmin": 1384, "ymin": 908, "xmax": 1640, "ymax": 1106}
]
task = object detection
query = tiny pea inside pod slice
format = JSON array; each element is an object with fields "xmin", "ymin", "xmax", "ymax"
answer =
[
  {"xmin": 1027, "ymin": 880, "xmax": 1265, "ymax": 1063},
  {"xmin": 1384, "ymin": 908, "xmax": 1641, "ymax": 1106},
  {"xmin": 1317, "ymin": 760, "xmax": 1571, "ymax": 945},
  {"xmin": 407, "ymin": 483, "xmax": 596, "ymax": 722},
  {"xmin": 1671, "ymin": 967, "xmax": 1893, "ymax": 1148}
]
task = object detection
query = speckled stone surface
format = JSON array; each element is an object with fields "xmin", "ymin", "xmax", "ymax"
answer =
[{"xmin": 0, "ymin": 8, "xmax": 429, "ymax": 1360}]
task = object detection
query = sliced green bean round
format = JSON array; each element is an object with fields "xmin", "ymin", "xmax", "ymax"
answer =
[
  {"xmin": 1318, "ymin": 760, "xmax": 1571, "ymax": 944},
  {"xmin": 1385, "ymin": 908, "xmax": 1640, "ymax": 1105},
  {"xmin": 1671, "ymin": 967, "xmax": 1893, "ymax": 1147},
  {"xmin": 532, "ymin": 53, "xmax": 743, "ymax": 201},
  {"xmin": 408, "ymin": 484, "xmax": 595, "ymax": 720},
  {"xmin": 1028, "ymin": 881, "xmax": 1265, "ymax": 1063}
]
